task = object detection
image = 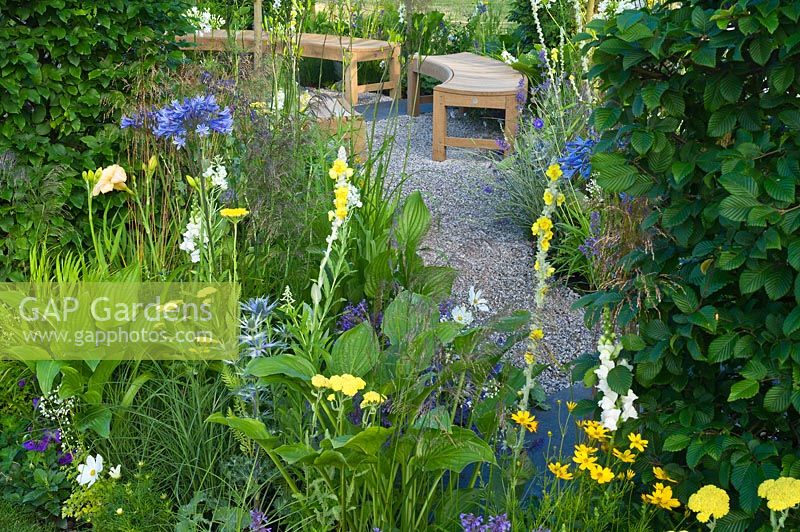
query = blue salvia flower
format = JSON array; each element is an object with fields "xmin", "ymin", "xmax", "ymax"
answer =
[
  {"xmin": 337, "ymin": 300, "xmax": 370, "ymax": 332},
  {"xmin": 152, "ymin": 94, "xmax": 233, "ymax": 148},
  {"xmin": 558, "ymin": 135, "xmax": 596, "ymax": 180}
]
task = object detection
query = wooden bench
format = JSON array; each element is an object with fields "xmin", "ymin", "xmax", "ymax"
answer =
[
  {"xmin": 407, "ymin": 52, "xmax": 527, "ymax": 161},
  {"xmin": 177, "ymin": 30, "xmax": 401, "ymax": 106}
]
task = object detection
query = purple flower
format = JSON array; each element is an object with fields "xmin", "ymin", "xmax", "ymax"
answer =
[
  {"xmin": 495, "ymin": 138, "xmax": 511, "ymax": 152},
  {"xmin": 17, "ymin": 379, "xmax": 26, "ymax": 389},
  {"xmin": 249, "ymin": 508, "xmax": 271, "ymax": 532},
  {"xmin": 338, "ymin": 300, "xmax": 371, "ymax": 332},
  {"xmin": 579, "ymin": 211, "xmax": 602, "ymax": 259},
  {"xmin": 22, "ymin": 438, "xmax": 48, "ymax": 452},
  {"xmin": 533, "ymin": 117, "xmax": 544, "ymax": 129},
  {"xmin": 152, "ymin": 94, "xmax": 233, "ymax": 148},
  {"xmin": 57, "ymin": 452, "xmax": 73, "ymax": 466},
  {"xmin": 120, "ymin": 108, "xmax": 155, "ymax": 130},
  {"xmin": 460, "ymin": 512, "xmax": 511, "ymax": 532}
]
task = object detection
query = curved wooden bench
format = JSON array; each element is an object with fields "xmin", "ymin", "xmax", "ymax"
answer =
[
  {"xmin": 177, "ymin": 30, "xmax": 401, "ymax": 106},
  {"xmin": 407, "ymin": 52, "xmax": 526, "ymax": 161}
]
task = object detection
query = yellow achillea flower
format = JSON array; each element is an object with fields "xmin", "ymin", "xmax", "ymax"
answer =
[
  {"xmin": 311, "ymin": 374, "xmax": 330, "ymax": 389},
  {"xmin": 758, "ymin": 477, "xmax": 800, "ymax": 512},
  {"xmin": 529, "ymin": 328, "xmax": 544, "ymax": 341},
  {"xmin": 511, "ymin": 410, "xmax": 539, "ymax": 433},
  {"xmin": 688, "ymin": 485, "xmax": 730, "ymax": 523},
  {"xmin": 543, "ymin": 189, "xmax": 554, "ymax": 206},
  {"xmin": 326, "ymin": 393, "xmax": 336, "ymax": 401},
  {"xmin": 653, "ymin": 466, "xmax": 677, "ymax": 483},
  {"xmin": 339, "ymin": 374, "xmax": 366, "ymax": 397},
  {"xmin": 221, "ymin": 207, "xmax": 249, "ymax": 219},
  {"xmin": 545, "ymin": 163, "xmax": 563, "ymax": 181},
  {"xmin": 360, "ymin": 391, "xmax": 385, "ymax": 408},
  {"xmin": 628, "ymin": 432, "xmax": 648, "ymax": 452},
  {"xmin": 566, "ymin": 401, "xmax": 577, "ymax": 412},
  {"xmin": 643, "ymin": 483, "xmax": 681, "ymax": 510},
  {"xmin": 548, "ymin": 462, "xmax": 573, "ymax": 480},
  {"xmin": 612, "ymin": 448, "xmax": 637, "ymax": 463},
  {"xmin": 589, "ymin": 464, "xmax": 614, "ymax": 484},
  {"xmin": 329, "ymin": 375, "xmax": 344, "ymax": 392}
]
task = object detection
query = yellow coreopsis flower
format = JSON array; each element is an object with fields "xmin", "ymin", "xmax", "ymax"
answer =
[
  {"xmin": 548, "ymin": 462, "xmax": 573, "ymax": 480},
  {"xmin": 545, "ymin": 163, "xmax": 563, "ymax": 181},
  {"xmin": 574, "ymin": 443, "xmax": 598, "ymax": 455},
  {"xmin": 589, "ymin": 464, "xmax": 614, "ymax": 484},
  {"xmin": 643, "ymin": 483, "xmax": 681, "ymax": 510},
  {"xmin": 221, "ymin": 207, "xmax": 249, "ymax": 219},
  {"xmin": 758, "ymin": 477, "xmax": 800, "ymax": 512},
  {"xmin": 566, "ymin": 401, "xmax": 577, "ymax": 412},
  {"xmin": 625, "ymin": 469, "xmax": 636, "ymax": 480},
  {"xmin": 511, "ymin": 410, "xmax": 538, "ymax": 433},
  {"xmin": 584, "ymin": 421, "xmax": 610, "ymax": 441},
  {"xmin": 688, "ymin": 485, "xmax": 730, "ymax": 523},
  {"xmin": 628, "ymin": 432, "xmax": 648, "ymax": 452},
  {"xmin": 573, "ymin": 449, "xmax": 598, "ymax": 471},
  {"xmin": 653, "ymin": 466, "xmax": 677, "ymax": 483},
  {"xmin": 612, "ymin": 448, "xmax": 637, "ymax": 463}
]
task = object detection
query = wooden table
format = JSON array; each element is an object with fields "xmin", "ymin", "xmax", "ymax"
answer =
[
  {"xmin": 177, "ymin": 30, "xmax": 401, "ymax": 106},
  {"xmin": 408, "ymin": 52, "xmax": 526, "ymax": 161}
]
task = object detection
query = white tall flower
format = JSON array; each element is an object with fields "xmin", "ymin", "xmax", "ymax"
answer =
[
  {"xmin": 621, "ymin": 389, "xmax": 638, "ymax": 421},
  {"xmin": 600, "ymin": 407, "xmax": 622, "ymax": 431},
  {"xmin": 202, "ymin": 159, "xmax": 228, "ymax": 191},
  {"xmin": 77, "ymin": 454, "xmax": 104, "ymax": 487},
  {"xmin": 468, "ymin": 286, "xmax": 489, "ymax": 312},
  {"xmin": 450, "ymin": 305, "xmax": 474, "ymax": 327}
]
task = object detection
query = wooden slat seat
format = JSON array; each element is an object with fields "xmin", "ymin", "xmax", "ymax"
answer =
[
  {"xmin": 407, "ymin": 52, "xmax": 527, "ymax": 161},
  {"xmin": 177, "ymin": 30, "xmax": 401, "ymax": 106}
]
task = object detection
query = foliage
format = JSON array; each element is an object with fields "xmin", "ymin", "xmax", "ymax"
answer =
[
  {"xmin": 0, "ymin": 498, "xmax": 56, "ymax": 532},
  {"xmin": 580, "ymin": 0, "xmax": 800, "ymax": 528},
  {"xmin": 508, "ymin": 0, "xmax": 580, "ymax": 49}
]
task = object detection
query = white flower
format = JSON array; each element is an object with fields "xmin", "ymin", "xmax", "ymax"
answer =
[
  {"xmin": 468, "ymin": 286, "xmax": 490, "ymax": 312},
  {"xmin": 598, "ymin": 390, "xmax": 619, "ymax": 411},
  {"xmin": 202, "ymin": 159, "xmax": 228, "ymax": 191},
  {"xmin": 500, "ymin": 49, "xmax": 517, "ymax": 65},
  {"xmin": 109, "ymin": 464, "xmax": 121, "ymax": 480},
  {"xmin": 77, "ymin": 454, "xmax": 104, "ymax": 487},
  {"xmin": 337, "ymin": 145, "xmax": 348, "ymax": 163},
  {"xmin": 450, "ymin": 305, "xmax": 474, "ymax": 327},
  {"xmin": 620, "ymin": 389, "xmax": 638, "ymax": 421},
  {"xmin": 274, "ymin": 89, "xmax": 286, "ymax": 111},
  {"xmin": 618, "ymin": 358, "xmax": 633, "ymax": 371},
  {"xmin": 600, "ymin": 407, "xmax": 622, "ymax": 431}
]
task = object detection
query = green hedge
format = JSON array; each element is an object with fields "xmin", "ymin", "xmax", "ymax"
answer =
[
  {"xmin": 580, "ymin": 0, "xmax": 800, "ymax": 528},
  {"xmin": 0, "ymin": 1, "xmax": 193, "ymax": 278}
]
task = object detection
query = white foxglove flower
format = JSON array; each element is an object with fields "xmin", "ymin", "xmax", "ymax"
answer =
[
  {"xmin": 109, "ymin": 465, "xmax": 121, "ymax": 479},
  {"xmin": 468, "ymin": 286, "xmax": 490, "ymax": 312},
  {"xmin": 77, "ymin": 454, "xmax": 104, "ymax": 487},
  {"xmin": 450, "ymin": 305, "xmax": 474, "ymax": 327}
]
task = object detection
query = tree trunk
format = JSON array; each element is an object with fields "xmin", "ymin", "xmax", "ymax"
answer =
[{"xmin": 254, "ymin": 0, "xmax": 263, "ymax": 65}]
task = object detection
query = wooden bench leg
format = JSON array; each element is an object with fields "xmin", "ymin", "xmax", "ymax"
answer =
[
  {"xmin": 389, "ymin": 47, "xmax": 401, "ymax": 101},
  {"xmin": 343, "ymin": 54, "xmax": 359, "ymax": 107},
  {"xmin": 504, "ymin": 94, "xmax": 520, "ymax": 156},
  {"xmin": 433, "ymin": 90, "xmax": 447, "ymax": 161},
  {"xmin": 407, "ymin": 59, "xmax": 420, "ymax": 117}
]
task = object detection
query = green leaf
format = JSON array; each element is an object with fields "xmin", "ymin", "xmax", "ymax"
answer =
[
  {"xmin": 748, "ymin": 35, "xmax": 774, "ymax": 65},
  {"xmin": 337, "ymin": 426, "xmax": 393, "ymax": 455},
  {"xmin": 764, "ymin": 175, "xmax": 795, "ymax": 203},
  {"xmin": 76, "ymin": 404, "xmax": 112, "ymax": 438},
  {"xmin": 592, "ymin": 153, "xmax": 637, "ymax": 192},
  {"xmin": 763, "ymin": 385, "xmax": 790, "ymax": 412},
  {"xmin": 783, "ymin": 306, "xmax": 800, "ymax": 336},
  {"xmin": 764, "ymin": 266, "xmax": 792, "ymax": 300},
  {"xmin": 708, "ymin": 109, "xmax": 736, "ymax": 136},
  {"xmin": 739, "ymin": 266, "xmax": 767, "ymax": 294},
  {"xmin": 621, "ymin": 334, "xmax": 646, "ymax": 351},
  {"xmin": 631, "ymin": 130, "xmax": 654, "ymax": 154},
  {"xmin": 663, "ymin": 433, "xmax": 692, "ymax": 452},
  {"xmin": 770, "ymin": 64, "xmax": 796, "ymax": 93},
  {"xmin": 36, "ymin": 360, "xmax": 63, "ymax": 395},
  {"xmin": 728, "ymin": 379, "xmax": 759, "ymax": 401},
  {"xmin": 328, "ymin": 321, "xmax": 380, "ymax": 377},
  {"xmin": 708, "ymin": 332, "xmax": 737, "ymax": 362},
  {"xmin": 719, "ymin": 195, "xmax": 760, "ymax": 222},
  {"xmin": 395, "ymin": 191, "xmax": 430, "ymax": 251},
  {"xmin": 593, "ymin": 106, "xmax": 622, "ymax": 130},
  {"xmin": 420, "ymin": 427, "xmax": 496, "ymax": 472},
  {"xmin": 245, "ymin": 354, "xmax": 316, "ymax": 381},
  {"xmin": 606, "ymin": 365, "xmax": 633, "ymax": 395},
  {"xmin": 205, "ymin": 413, "xmax": 278, "ymax": 450}
]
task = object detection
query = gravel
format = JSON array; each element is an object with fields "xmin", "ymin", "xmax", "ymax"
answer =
[{"xmin": 371, "ymin": 108, "xmax": 597, "ymax": 393}]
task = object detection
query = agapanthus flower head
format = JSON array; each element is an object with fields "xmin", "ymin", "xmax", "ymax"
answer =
[
  {"xmin": 152, "ymin": 95, "xmax": 233, "ymax": 148},
  {"xmin": 558, "ymin": 135, "xmax": 596, "ymax": 180}
]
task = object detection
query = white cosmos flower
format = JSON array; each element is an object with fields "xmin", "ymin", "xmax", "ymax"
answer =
[
  {"xmin": 77, "ymin": 454, "xmax": 104, "ymax": 487},
  {"xmin": 468, "ymin": 286, "xmax": 489, "ymax": 312},
  {"xmin": 109, "ymin": 464, "xmax": 121, "ymax": 480},
  {"xmin": 450, "ymin": 305, "xmax": 474, "ymax": 327}
]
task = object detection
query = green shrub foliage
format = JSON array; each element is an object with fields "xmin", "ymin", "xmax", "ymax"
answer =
[
  {"xmin": 581, "ymin": 0, "xmax": 800, "ymax": 526},
  {"xmin": 0, "ymin": 1, "xmax": 193, "ymax": 169}
]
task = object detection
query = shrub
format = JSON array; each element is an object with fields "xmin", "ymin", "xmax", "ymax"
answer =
[{"xmin": 580, "ymin": 1, "xmax": 800, "ymax": 527}]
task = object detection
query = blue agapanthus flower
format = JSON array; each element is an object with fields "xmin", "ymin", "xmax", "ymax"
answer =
[
  {"xmin": 152, "ymin": 95, "xmax": 233, "ymax": 148},
  {"xmin": 558, "ymin": 135, "xmax": 596, "ymax": 180},
  {"xmin": 120, "ymin": 108, "xmax": 156, "ymax": 130}
]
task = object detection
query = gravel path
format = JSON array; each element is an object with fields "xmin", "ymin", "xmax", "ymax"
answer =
[{"xmin": 371, "ymin": 109, "xmax": 597, "ymax": 393}]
